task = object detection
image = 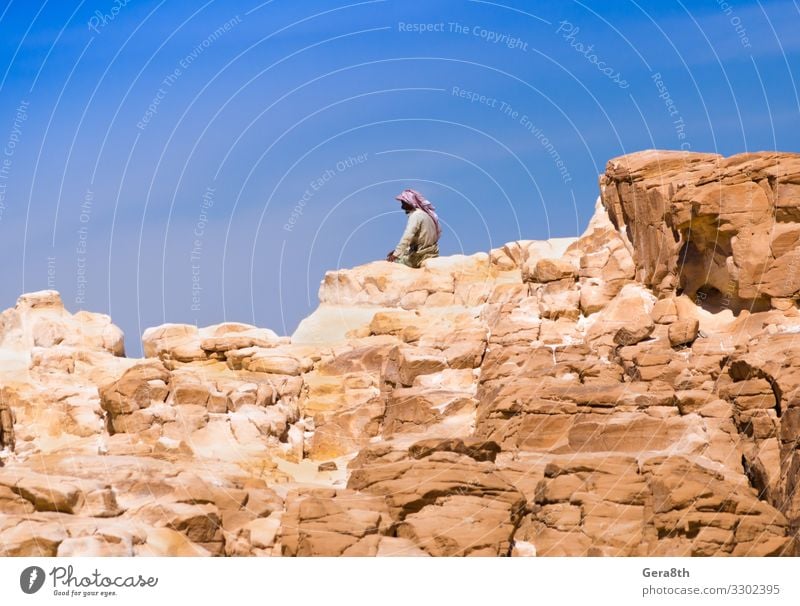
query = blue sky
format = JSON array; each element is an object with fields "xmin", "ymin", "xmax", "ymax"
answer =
[{"xmin": 0, "ymin": 0, "xmax": 798, "ymax": 354}]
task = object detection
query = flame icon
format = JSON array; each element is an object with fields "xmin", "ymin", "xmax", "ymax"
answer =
[{"xmin": 19, "ymin": 566, "xmax": 45, "ymax": 594}]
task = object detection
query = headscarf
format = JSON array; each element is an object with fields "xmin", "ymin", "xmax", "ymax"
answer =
[{"xmin": 394, "ymin": 189, "xmax": 442, "ymax": 238}]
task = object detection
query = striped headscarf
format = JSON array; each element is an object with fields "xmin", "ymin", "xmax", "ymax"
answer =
[{"xmin": 394, "ymin": 189, "xmax": 442, "ymax": 238}]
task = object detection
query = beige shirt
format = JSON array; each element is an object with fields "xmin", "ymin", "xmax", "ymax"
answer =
[{"xmin": 393, "ymin": 209, "xmax": 439, "ymax": 257}]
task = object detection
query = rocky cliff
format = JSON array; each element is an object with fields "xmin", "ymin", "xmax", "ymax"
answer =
[{"xmin": 1, "ymin": 149, "xmax": 799, "ymax": 557}]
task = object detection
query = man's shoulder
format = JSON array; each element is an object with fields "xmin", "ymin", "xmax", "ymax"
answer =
[{"xmin": 414, "ymin": 209, "xmax": 436, "ymax": 225}]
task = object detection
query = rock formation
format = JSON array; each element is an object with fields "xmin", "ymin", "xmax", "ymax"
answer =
[{"xmin": 1, "ymin": 150, "xmax": 799, "ymax": 556}]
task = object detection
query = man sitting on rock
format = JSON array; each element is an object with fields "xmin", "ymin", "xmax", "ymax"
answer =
[{"xmin": 386, "ymin": 189, "xmax": 441, "ymax": 268}]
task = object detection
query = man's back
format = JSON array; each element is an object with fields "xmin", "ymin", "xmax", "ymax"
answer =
[
  {"xmin": 408, "ymin": 209, "xmax": 439, "ymax": 251},
  {"xmin": 394, "ymin": 209, "xmax": 440, "ymax": 268}
]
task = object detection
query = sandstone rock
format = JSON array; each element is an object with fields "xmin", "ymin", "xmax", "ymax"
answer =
[
  {"xmin": 143, "ymin": 323, "xmax": 282, "ymax": 361},
  {"xmin": 0, "ymin": 397, "xmax": 14, "ymax": 452},
  {"xmin": 243, "ymin": 353, "xmax": 305, "ymax": 376},
  {"xmin": 600, "ymin": 150, "xmax": 800, "ymax": 311},
  {"xmin": 280, "ymin": 489, "xmax": 392, "ymax": 556},
  {"xmin": 375, "ymin": 536, "xmax": 430, "ymax": 556},
  {"xmin": 348, "ymin": 447, "xmax": 525, "ymax": 556},
  {"xmin": 0, "ymin": 520, "xmax": 66, "ymax": 556},
  {"xmin": 519, "ymin": 238, "xmax": 577, "ymax": 278},
  {"xmin": 491, "ymin": 242, "xmax": 528, "ymax": 271},
  {"xmin": 132, "ymin": 501, "xmax": 222, "ymax": 554},
  {"xmin": 520, "ymin": 455, "xmax": 646, "ymax": 556},
  {"xmin": 2, "ymin": 149, "xmax": 799, "ymax": 559},
  {"xmin": 0, "ymin": 485, "xmax": 34, "ymax": 513},
  {"xmin": 644, "ymin": 455, "xmax": 791, "ymax": 556},
  {"xmin": 201, "ymin": 328, "xmax": 282, "ymax": 354},
  {"xmin": 675, "ymin": 390, "xmax": 716, "ymax": 415},
  {"xmin": 669, "ymin": 318, "xmax": 700, "ymax": 347},
  {"xmin": 0, "ymin": 469, "xmax": 84, "ymax": 513},
  {"xmin": 397, "ymin": 494, "xmax": 519, "ymax": 556},
  {"xmin": 99, "ymin": 360, "xmax": 170, "ymax": 416},
  {"xmin": 529, "ymin": 258, "xmax": 577, "ymax": 283},
  {"xmin": 408, "ymin": 438, "xmax": 501, "ymax": 462},
  {"xmin": 587, "ymin": 284, "xmax": 656, "ymax": 343},
  {"xmin": 244, "ymin": 514, "xmax": 282, "ymax": 552},
  {"xmin": 651, "ymin": 298, "xmax": 678, "ymax": 324},
  {"xmin": 613, "ymin": 322, "xmax": 654, "ymax": 346},
  {"xmin": 136, "ymin": 528, "xmax": 212, "ymax": 556},
  {"xmin": 0, "ymin": 291, "xmax": 125, "ymax": 355},
  {"xmin": 537, "ymin": 278, "xmax": 580, "ymax": 320},
  {"xmin": 58, "ymin": 536, "xmax": 134, "ymax": 557},
  {"xmin": 392, "ymin": 346, "xmax": 448, "ymax": 386},
  {"xmin": 142, "ymin": 324, "xmax": 199, "ymax": 358},
  {"xmin": 307, "ymin": 396, "xmax": 384, "ymax": 460}
]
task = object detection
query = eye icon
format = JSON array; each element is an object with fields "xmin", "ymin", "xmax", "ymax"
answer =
[{"xmin": 20, "ymin": 566, "xmax": 45, "ymax": 594}]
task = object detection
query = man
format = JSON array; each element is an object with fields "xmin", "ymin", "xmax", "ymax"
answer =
[{"xmin": 386, "ymin": 189, "xmax": 441, "ymax": 268}]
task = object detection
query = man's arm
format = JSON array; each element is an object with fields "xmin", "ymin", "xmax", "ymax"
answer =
[{"xmin": 393, "ymin": 212, "xmax": 422, "ymax": 257}]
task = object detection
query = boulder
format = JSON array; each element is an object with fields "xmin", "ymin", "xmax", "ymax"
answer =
[
  {"xmin": 613, "ymin": 322, "xmax": 655, "ymax": 346},
  {"xmin": 99, "ymin": 360, "xmax": 170, "ymax": 416},
  {"xmin": 529, "ymin": 258, "xmax": 577, "ymax": 283},
  {"xmin": 669, "ymin": 318, "xmax": 700, "ymax": 347},
  {"xmin": 0, "ymin": 291, "xmax": 125, "ymax": 355}
]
